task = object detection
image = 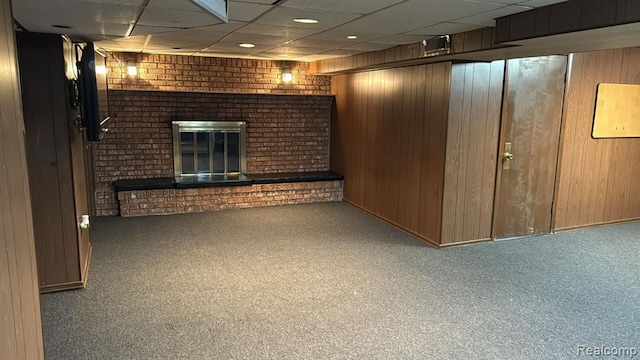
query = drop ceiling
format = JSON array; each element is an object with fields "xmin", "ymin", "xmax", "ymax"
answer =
[{"xmin": 12, "ymin": 0, "xmax": 569, "ymax": 62}]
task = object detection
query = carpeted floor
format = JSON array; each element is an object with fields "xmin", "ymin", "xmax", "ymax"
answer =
[{"xmin": 40, "ymin": 202, "xmax": 640, "ymax": 359}]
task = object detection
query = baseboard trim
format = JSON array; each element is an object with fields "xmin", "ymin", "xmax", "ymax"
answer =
[
  {"xmin": 342, "ymin": 199, "xmax": 440, "ymax": 248},
  {"xmin": 439, "ymin": 238, "xmax": 492, "ymax": 248},
  {"xmin": 40, "ymin": 281, "xmax": 84, "ymax": 293},
  {"xmin": 554, "ymin": 217, "xmax": 640, "ymax": 232},
  {"xmin": 81, "ymin": 243, "xmax": 93, "ymax": 288}
]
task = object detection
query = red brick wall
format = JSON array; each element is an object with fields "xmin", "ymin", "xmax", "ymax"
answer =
[
  {"xmin": 107, "ymin": 52, "xmax": 330, "ymax": 95},
  {"xmin": 93, "ymin": 53, "xmax": 335, "ymax": 216},
  {"xmin": 94, "ymin": 90, "xmax": 334, "ymax": 215},
  {"xmin": 117, "ymin": 181, "xmax": 343, "ymax": 217}
]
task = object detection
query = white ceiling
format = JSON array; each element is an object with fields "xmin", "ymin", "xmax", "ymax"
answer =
[{"xmin": 12, "ymin": 0, "xmax": 569, "ymax": 62}]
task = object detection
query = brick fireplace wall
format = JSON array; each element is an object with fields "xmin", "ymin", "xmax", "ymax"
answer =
[
  {"xmin": 106, "ymin": 53, "xmax": 330, "ymax": 95},
  {"xmin": 118, "ymin": 182, "xmax": 343, "ymax": 217},
  {"xmin": 93, "ymin": 53, "xmax": 338, "ymax": 216}
]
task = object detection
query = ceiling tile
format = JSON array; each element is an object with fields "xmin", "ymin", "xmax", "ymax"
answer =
[
  {"xmin": 236, "ymin": 23, "xmax": 320, "ymax": 39},
  {"xmin": 134, "ymin": 24, "xmax": 247, "ymax": 39},
  {"xmin": 316, "ymin": 48, "xmax": 362, "ymax": 56},
  {"xmin": 227, "ymin": 2, "xmax": 272, "ymax": 22},
  {"xmin": 406, "ymin": 22, "xmax": 480, "ymax": 36},
  {"xmin": 282, "ymin": 0, "xmax": 405, "ymax": 15},
  {"xmin": 131, "ymin": 25, "xmax": 179, "ymax": 36},
  {"xmin": 342, "ymin": 42, "xmax": 392, "ymax": 51},
  {"xmin": 13, "ymin": 1, "xmax": 139, "ymax": 34},
  {"xmin": 228, "ymin": 0, "xmax": 273, "ymax": 4},
  {"xmin": 455, "ymin": 5, "xmax": 532, "ymax": 26},
  {"xmin": 221, "ymin": 32, "xmax": 290, "ymax": 47},
  {"xmin": 518, "ymin": 0, "xmax": 568, "ymax": 7},
  {"xmin": 261, "ymin": 46, "xmax": 325, "ymax": 55},
  {"xmin": 307, "ymin": 29, "xmax": 387, "ymax": 43},
  {"xmin": 467, "ymin": 0, "xmax": 522, "ymax": 4},
  {"xmin": 202, "ymin": 41, "xmax": 268, "ymax": 53},
  {"xmin": 375, "ymin": 0, "xmax": 505, "ymax": 22},
  {"xmin": 146, "ymin": 0, "xmax": 203, "ymax": 12},
  {"xmin": 196, "ymin": 21, "xmax": 248, "ymax": 32},
  {"xmin": 332, "ymin": 15, "xmax": 437, "ymax": 34},
  {"xmin": 83, "ymin": 0, "xmax": 146, "ymax": 6},
  {"xmin": 286, "ymin": 38, "xmax": 353, "ymax": 50},
  {"xmin": 149, "ymin": 29, "xmax": 229, "ymax": 44},
  {"xmin": 297, "ymin": 54, "xmax": 339, "ymax": 61},
  {"xmin": 253, "ymin": 7, "xmax": 360, "ymax": 30},
  {"xmin": 374, "ymin": 33, "xmax": 428, "ymax": 45},
  {"xmin": 96, "ymin": 35, "xmax": 147, "ymax": 51},
  {"xmin": 137, "ymin": 7, "xmax": 224, "ymax": 28}
]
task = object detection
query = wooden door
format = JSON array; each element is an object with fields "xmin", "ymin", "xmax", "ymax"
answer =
[{"xmin": 493, "ymin": 56, "xmax": 567, "ymax": 239}]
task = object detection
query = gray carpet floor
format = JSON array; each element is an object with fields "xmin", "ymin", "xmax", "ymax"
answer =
[{"xmin": 40, "ymin": 202, "xmax": 640, "ymax": 360}]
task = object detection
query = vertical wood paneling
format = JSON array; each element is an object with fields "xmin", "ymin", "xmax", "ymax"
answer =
[
  {"xmin": 0, "ymin": 0, "xmax": 45, "ymax": 357},
  {"xmin": 17, "ymin": 32, "xmax": 92, "ymax": 292},
  {"xmin": 441, "ymin": 61, "xmax": 505, "ymax": 245},
  {"xmin": 554, "ymin": 48, "xmax": 640, "ymax": 230},
  {"xmin": 331, "ymin": 63, "xmax": 451, "ymax": 245},
  {"xmin": 617, "ymin": 0, "xmax": 640, "ymax": 24}
]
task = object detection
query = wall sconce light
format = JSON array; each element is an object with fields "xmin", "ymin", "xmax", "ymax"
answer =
[
  {"xmin": 282, "ymin": 67, "xmax": 293, "ymax": 83},
  {"xmin": 127, "ymin": 61, "xmax": 138, "ymax": 76}
]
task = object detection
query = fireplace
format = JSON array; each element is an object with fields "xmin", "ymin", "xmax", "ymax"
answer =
[{"xmin": 172, "ymin": 121, "xmax": 247, "ymax": 179}]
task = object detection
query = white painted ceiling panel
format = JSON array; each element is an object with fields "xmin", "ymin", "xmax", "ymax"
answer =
[
  {"xmin": 317, "ymin": 48, "xmax": 363, "ymax": 56},
  {"xmin": 406, "ymin": 22, "xmax": 481, "ymax": 36},
  {"xmin": 227, "ymin": 2, "xmax": 272, "ymax": 22},
  {"xmin": 286, "ymin": 38, "xmax": 354, "ymax": 49},
  {"xmin": 455, "ymin": 5, "xmax": 533, "ymax": 26},
  {"xmin": 151, "ymin": 28, "xmax": 229, "ymax": 42},
  {"xmin": 82, "ymin": 0, "xmax": 146, "ymax": 6},
  {"xmin": 282, "ymin": 0, "xmax": 406, "ymax": 15},
  {"xmin": 376, "ymin": 0, "xmax": 505, "ymax": 22},
  {"xmin": 147, "ymin": 0, "xmax": 204, "ymax": 12},
  {"xmin": 519, "ymin": 0, "xmax": 569, "ymax": 7},
  {"xmin": 263, "ymin": 46, "xmax": 328, "ymax": 55},
  {"xmin": 253, "ymin": 7, "xmax": 360, "ymax": 29},
  {"xmin": 235, "ymin": 23, "xmax": 318, "ymax": 38},
  {"xmin": 342, "ymin": 42, "xmax": 393, "ymax": 51},
  {"xmin": 307, "ymin": 29, "xmax": 388, "ymax": 43},
  {"xmin": 197, "ymin": 21, "xmax": 248, "ymax": 32},
  {"xmin": 471, "ymin": 0, "xmax": 524, "ymax": 4},
  {"xmin": 228, "ymin": 0, "xmax": 274, "ymax": 5},
  {"xmin": 203, "ymin": 41, "xmax": 270, "ymax": 53},
  {"xmin": 13, "ymin": 0, "xmax": 572, "ymax": 61},
  {"xmin": 14, "ymin": 1, "xmax": 139, "ymax": 34},
  {"xmin": 333, "ymin": 15, "xmax": 437, "ymax": 34},
  {"xmin": 222, "ymin": 32, "xmax": 290, "ymax": 46},
  {"xmin": 137, "ymin": 7, "xmax": 223, "ymax": 28},
  {"xmin": 374, "ymin": 33, "xmax": 429, "ymax": 45}
]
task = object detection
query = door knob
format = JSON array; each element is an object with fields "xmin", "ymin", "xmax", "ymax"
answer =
[{"xmin": 502, "ymin": 142, "xmax": 513, "ymax": 170}]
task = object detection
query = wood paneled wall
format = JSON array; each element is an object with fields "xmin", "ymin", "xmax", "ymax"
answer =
[
  {"xmin": 553, "ymin": 48, "xmax": 640, "ymax": 230},
  {"xmin": 441, "ymin": 61, "xmax": 505, "ymax": 245},
  {"xmin": 0, "ymin": 0, "xmax": 45, "ymax": 357},
  {"xmin": 331, "ymin": 63, "xmax": 451, "ymax": 246},
  {"xmin": 18, "ymin": 33, "xmax": 80, "ymax": 289}
]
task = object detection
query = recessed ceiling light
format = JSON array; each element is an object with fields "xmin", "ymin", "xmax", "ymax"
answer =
[
  {"xmin": 346, "ymin": 35, "xmax": 358, "ymax": 40},
  {"xmin": 293, "ymin": 18, "xmax": 319, "ymax": 24},
  {"xmin": 239, "ymin": 43, "xmax": 255, "ymax": 48}
]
